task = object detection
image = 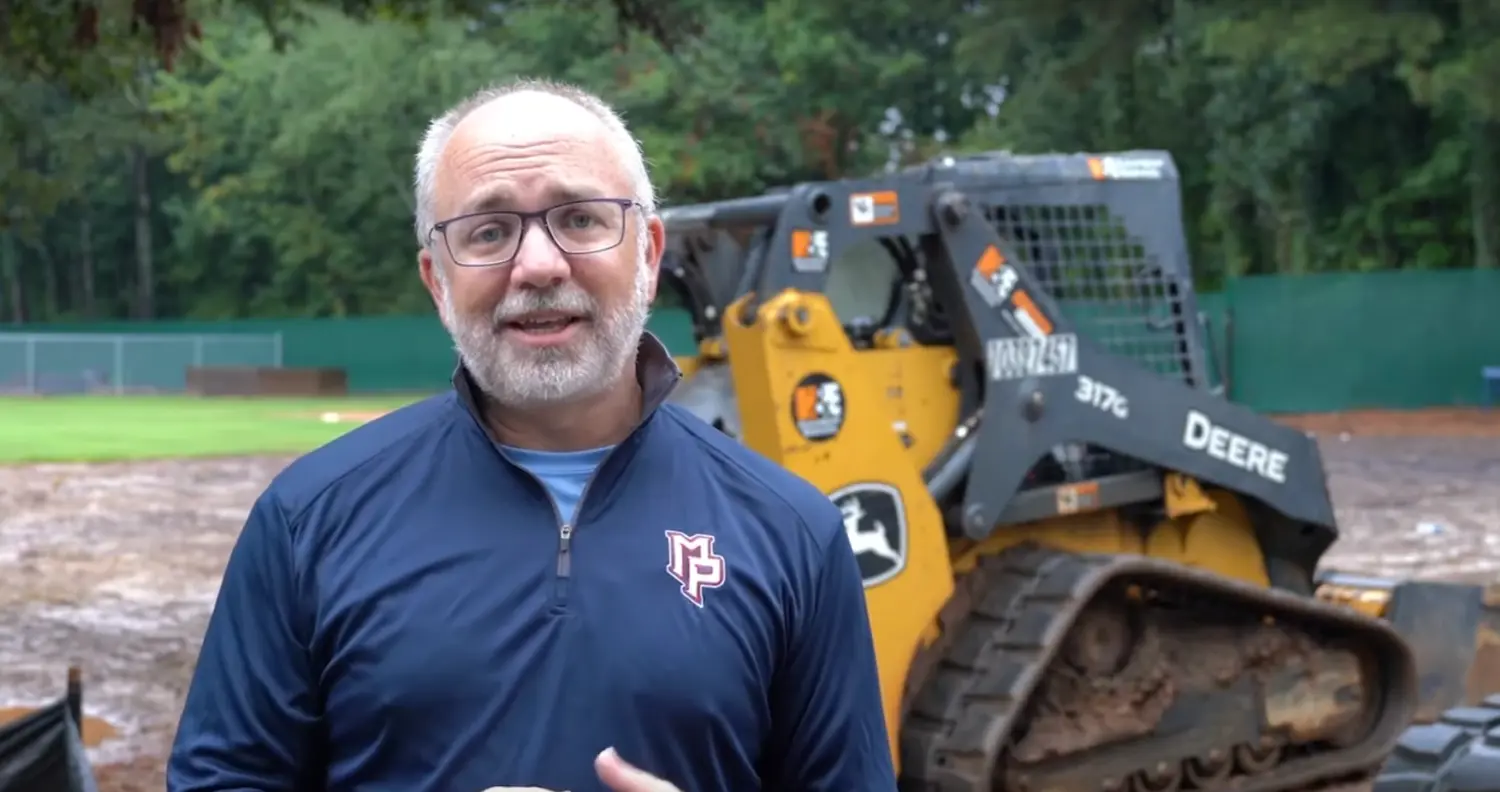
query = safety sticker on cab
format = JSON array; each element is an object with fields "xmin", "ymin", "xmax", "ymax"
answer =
[
  {"xmin": 970, "ymin": 244, "xmax": 1018, "ymax": 307},
  {"xmin": 849, "ymin": 191, "xmax": 900, "ymax": 227}
]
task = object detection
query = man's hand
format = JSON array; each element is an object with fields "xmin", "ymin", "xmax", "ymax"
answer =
[{"xmin": 595, "ymin": 747, "xmax": 684, "ymax": 792}]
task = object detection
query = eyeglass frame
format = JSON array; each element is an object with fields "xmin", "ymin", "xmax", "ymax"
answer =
[{"xmin": 426, "ymin": 197, "xmax": 644, "ymax": 268}]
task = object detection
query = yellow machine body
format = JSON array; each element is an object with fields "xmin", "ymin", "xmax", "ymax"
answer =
[{"xmin": 720, "ymin": 290, "xmax": 1280, "ymax": 768}]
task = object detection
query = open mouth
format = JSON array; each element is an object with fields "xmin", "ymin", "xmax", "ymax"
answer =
[{"xmin": 506, "ymin": 311, "xmax": 587, "ymax": 336}]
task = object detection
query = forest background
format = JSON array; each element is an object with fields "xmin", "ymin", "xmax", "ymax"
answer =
[{"xmin": 6, "ymin": 0, "xmax": 1498, "ymax": 322}]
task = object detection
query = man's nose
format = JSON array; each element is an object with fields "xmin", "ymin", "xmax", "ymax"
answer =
[{"xmin": 509, "ymin": 218, "xmax": 571, "ymax": 288}]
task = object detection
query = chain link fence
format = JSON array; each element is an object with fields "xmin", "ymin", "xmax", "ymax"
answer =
[{"xmin": 0, "ymin": 333, "xmax": 283, "ymax": 395}]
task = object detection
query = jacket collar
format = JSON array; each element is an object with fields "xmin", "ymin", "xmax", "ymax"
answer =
[{"xmin": 451, "ymin": 330, "xmax": 684, "ymax": 430}]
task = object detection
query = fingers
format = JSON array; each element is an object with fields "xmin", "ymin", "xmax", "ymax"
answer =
[
  {"xmin": 595, "ymin": 747, "xmax": 682, "ymax": 792},
  {"xmin": 478, "ymin": 748, "xmax": 673, "ymax": 792}
]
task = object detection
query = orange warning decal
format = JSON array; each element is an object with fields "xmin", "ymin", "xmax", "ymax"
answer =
[
  {"xmin": 791, "ymin": 229, "xmax": 813, "ymax": 257},
  {"xmin": 1087, "ymin": 157, "xmax": 1105, "ymax": 180},
  {"xmin": 849, "ymin": 190, "xmax": 900, "ymax": 226},
  {"xmin": 975, "ymin": 245, "xmax": 1006, "ymax": 278},
  {"xmin": 1056, "ymin": 481, "xmax": 1101, "ymax": 514},
  {"xmin": 1011, "ymin": 290, "xmax": 1054, "ymax": 336},
  {"xmin": 792, "ymin": 384, "xmax": 820, "ymax": 421}
]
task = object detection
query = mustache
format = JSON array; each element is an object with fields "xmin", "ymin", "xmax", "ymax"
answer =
[{"xmin": 490, "ymin": 284, "xmax": 598, "ymax": 325}]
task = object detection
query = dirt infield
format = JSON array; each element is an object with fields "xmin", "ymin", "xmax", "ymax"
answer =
[
  {"xmin": 0, "ymin": 407, "xmax": 1497, "ymax": 791},
  {"xmin": 1274, "ymin": 407, "xmax": 1500, "ymax": 437}
]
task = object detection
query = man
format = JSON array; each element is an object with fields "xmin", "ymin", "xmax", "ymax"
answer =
[{"xmin": 166, "ymin": 77, "xmax": 897, "ymax": 792}]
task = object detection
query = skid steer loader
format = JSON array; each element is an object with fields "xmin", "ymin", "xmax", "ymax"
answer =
[{"xmin": 656, "ymin": 151, "xmax": 1500, "ymax": 792}]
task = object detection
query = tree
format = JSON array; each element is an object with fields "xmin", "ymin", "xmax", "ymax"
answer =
[{"xmin": 6, "ymin": 1, "xmax": 1498, "ymax": 325}]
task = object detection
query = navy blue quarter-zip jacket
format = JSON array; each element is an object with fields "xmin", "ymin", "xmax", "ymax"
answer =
[{"xmin": 167, "ymin": 332, "xmax": 896, "ymax": 792}]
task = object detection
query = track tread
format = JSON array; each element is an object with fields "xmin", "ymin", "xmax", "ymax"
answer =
[
  {"xmin": 900, "ymin": 548, "xmax": 1106, "ymax": 791},
  {"xmin": 898, "ymin": 543, "xmax": 1418, "ymax": 792},
  {"xmin": 1375, "ymin": 696, "xmax": 1500, "ymax": 792}
]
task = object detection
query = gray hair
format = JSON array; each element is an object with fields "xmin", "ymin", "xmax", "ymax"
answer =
[{"xmin": 412, "ymin": 77, "xmax": 658, "ymax": 249}]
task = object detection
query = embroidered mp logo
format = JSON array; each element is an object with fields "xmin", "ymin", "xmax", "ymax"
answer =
[{"xmin": 665, "ymin": 530, "xmax": 727, "ymax": 607}]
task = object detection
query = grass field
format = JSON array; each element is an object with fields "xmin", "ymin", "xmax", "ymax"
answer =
[{"xmin": 0, "ymin": 394, "xmax": 431, "ymax": 463}]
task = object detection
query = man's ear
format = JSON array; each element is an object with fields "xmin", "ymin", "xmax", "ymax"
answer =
[
  {"xmin": 646, "ymin": 215, "xmax": 666, "ymax": 270},
  {"xmin": 418, "ymin": 248, "xmax": 447, "ymax": 319},
  {"xmin": 645, "ymin": 215, "xmax": 666, "ymax": 300}
]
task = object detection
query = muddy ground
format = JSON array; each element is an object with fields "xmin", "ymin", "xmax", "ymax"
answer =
[{"xmin": 1, "ymin": 408, "xmax": 1498, "ymax": 791}]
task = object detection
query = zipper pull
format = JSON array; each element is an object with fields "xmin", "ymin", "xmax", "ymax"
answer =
[{"xmin": 557, "ymin": 524, "xmax": 573, "ymax": 577}]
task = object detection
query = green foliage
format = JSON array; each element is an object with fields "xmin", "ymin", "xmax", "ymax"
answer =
[
  {"xmin": 150, "ymin": 8, "xmax": 528, "ymax": 317},
  {"xmin": 3, "ymin": 1, "xmax": 1500, "ymax": 324}
]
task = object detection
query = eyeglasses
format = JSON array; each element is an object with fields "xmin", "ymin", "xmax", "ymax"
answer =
[{"xmin": 429, "ymin": 197, "xmax": 640, "ymax": 268}]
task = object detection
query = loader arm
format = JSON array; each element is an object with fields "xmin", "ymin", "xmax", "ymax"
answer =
[{"xmin": 922, "ymin": 193, "xmax": 1336, "ymax": 567}]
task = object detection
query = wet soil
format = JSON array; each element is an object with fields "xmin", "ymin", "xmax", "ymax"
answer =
[
  {"xmin": 1274, "ymin": 407, "xmax": 1500, "ymax": 438},
  {"xmin": 1298, "ymin": 426, "xmax": 1500, "ymax": 585},
  {"xmin": 0, "ymin": 457, "xmax": 285, "ymax": 792},
  {"xmin": 0, "ymin": 409, "xmax": 1496, "ymax": 791}
]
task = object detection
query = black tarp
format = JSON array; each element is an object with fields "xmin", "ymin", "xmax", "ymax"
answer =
[{"xmin": 0, "ymin": 693, "xmax": 99, "ymax": 792}]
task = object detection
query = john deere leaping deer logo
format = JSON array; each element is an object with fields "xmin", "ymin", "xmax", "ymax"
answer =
[{"xmin": 829, "ymin": 482, "xmax": 907, "ymax": 587}]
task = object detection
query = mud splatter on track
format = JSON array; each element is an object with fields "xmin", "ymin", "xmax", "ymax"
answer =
[{"xmin": 0, "ymin": 410, "xmax": 1496, "ymax": 791}]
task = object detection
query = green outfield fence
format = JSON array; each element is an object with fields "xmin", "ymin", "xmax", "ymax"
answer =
[
  {"xmin": 1214, "ymin": 269, "xmax": 1500, "ymax": 412},
  {"xmin": 4, "ymin": 269, "xmax": 1498, "ymax": 413}
]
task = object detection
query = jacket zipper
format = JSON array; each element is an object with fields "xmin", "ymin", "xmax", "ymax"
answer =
[
  {"xmin": 557, "ymin": 523, "xmax": 574, "ymax": 577},
  {"xmin": 554, "ymin": 451, "xmax": 617, "ymax": 580},
  {"xmin": 506, "ymin": 445, "xmax": 625, "ymax": 605}
]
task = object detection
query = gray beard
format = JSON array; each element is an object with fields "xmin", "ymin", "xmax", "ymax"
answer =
[{"xmin": 435, "ymin": 241, "xmax": 654, "ymax": 410}]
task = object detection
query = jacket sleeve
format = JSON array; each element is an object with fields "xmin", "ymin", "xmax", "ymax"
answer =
[
  {"xmin": 764, "ymin": 514, "xmax": 898, "ymax": 791},
  {"xmin": 167, "ymin": 492, "xmax": 320, "ymax": 792}
]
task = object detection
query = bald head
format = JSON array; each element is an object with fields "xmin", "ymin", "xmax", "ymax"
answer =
[
  {"xmin": 412, "ymin": 78, "xmax": 657, "ymax": 248},
  {"xmin": 454, "ymin": 91, "xmax": 609, "ymax": 149}
]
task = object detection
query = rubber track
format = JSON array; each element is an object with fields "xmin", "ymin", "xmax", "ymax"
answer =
[
  {"xmin": 1374, "ymin": 696, "xmax": 1500, "ymax": 792},
  {"xmin": 899, "ymin": 543, "xmax": 1419, "ymax": 792}
]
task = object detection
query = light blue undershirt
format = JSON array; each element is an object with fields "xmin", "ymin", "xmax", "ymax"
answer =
[{"xmin": 501, "ymin": 444, "xmax": 614, "ymax": 524}]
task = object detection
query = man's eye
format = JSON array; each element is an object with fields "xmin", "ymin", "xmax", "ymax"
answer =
[{"xmin": 471, "ymin": 225, "xmax": 509, "ymax": 243}]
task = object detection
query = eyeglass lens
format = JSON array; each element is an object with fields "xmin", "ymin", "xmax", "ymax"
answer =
[{"xmin": 445, "ymin": 200, "xmax": 624, "ymax": 265}]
